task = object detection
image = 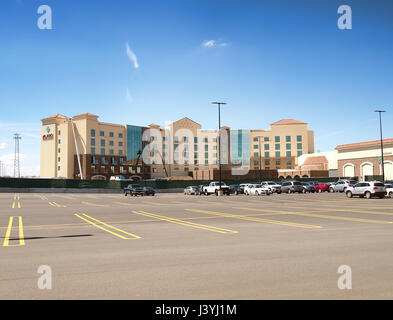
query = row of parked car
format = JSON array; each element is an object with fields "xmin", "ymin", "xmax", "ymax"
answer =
[{"xmin": 183, "ymin": 180, "xmax": 393, "ymax": 198}]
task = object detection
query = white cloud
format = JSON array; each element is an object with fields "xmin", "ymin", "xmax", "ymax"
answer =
[
  {"xmin": 125, "ymin": 42, "xmax": 139, "ymax": 69},
  {"xmin": 202, "ymin": 40, "xmax": 229, "ymax": 48},
  {"xmin": 126, "ymin": 87, "xmax": 133, "ymax": 104},
  {"xmin": 0, "ymin": 142, "xmax": 8, "ymax": 150},
  {"xmin": 203, "ymin": 40, "xmax": 216, "ymax": 48}
]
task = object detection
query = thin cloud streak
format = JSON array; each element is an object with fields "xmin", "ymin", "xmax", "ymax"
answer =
[{"xmin": 126, "ymin": 42, "xmax": 139, "ymax": 69}]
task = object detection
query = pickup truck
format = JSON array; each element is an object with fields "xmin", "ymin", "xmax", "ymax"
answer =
[
  {"xmin": 124, "ymin": 184, "xmax": 145, "ymax": 196},
  {"xmin": 202, "ymin": 182, "xmax": 230, "ymax": 195}
]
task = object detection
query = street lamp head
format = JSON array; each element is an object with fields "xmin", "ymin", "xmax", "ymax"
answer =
[
  {"xmin": 375, "ymin": 110, "xmax": 386, "ymax": 113},
  {"xmin": 212, "ymin": 102, "xmax": 227, "ymax": 105}
]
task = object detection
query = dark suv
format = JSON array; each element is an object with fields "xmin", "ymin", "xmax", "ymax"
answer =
[{"xmin": 124, "ymin": 184, "xmax": 144, "ymax": 196}]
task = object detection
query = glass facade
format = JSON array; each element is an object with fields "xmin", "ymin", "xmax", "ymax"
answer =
[
  {"xmin": 126, "ymin": 125, "xmax": 143, "ymax": 161},
  {"xmin": 230, "ymin": 129, "xmax": 250, "ymax": 166}
]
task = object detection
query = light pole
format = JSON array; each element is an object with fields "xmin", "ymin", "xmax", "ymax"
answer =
[
  {"xmin": 375, "ymin": 110, "xmax": 386, "ymax": 182},
  {"xmin": 212, "ymin": 102, "xmax": 227, "ymax": 195}
]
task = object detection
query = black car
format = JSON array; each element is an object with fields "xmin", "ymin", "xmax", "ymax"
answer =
[
  {"xmin": 124, "ymin": 184, "xmax": 144, "ymax": 196},
  {"xmin": 142, "ymin": 186, "xmax": 155, "ymax": 196},
  {"xmin": 301, "ymin": 182, "xmax": 315, "ymax": 193},
  {"xmin": 229, "ymin": 184, "xmax": 244, "ymax": 195}
]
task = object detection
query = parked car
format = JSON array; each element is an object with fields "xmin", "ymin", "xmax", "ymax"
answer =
[
  {"xmin": 202, "ymin": 182, "xmax": 230, "ymax": 195},
  {"xmin": 385, "ymin": 184, "xmax": 393, "ymax": 198},
  {"xmin": 124, "ymin": 184, "xmax": 144, "ymax": 196},
  {"xmin": 184, "ymin": 186, "xmax": 200, "ymax": 195},
  {"xmin": 244, "ymin": 184, "xmax": 271, "ymax": 196},
  {"xmin": 260, "ymin": 181, "xmax": 282, "ymax": 194},
  {"xmin": 346, "ymin": 181, "xmax": 386, "ymax": 199},
  {"xmin": 314, "ymin": 183, "xmax": 329, "ymax": 193},
  {"xmin": 229, "ymin": 184, "xmax": 244, "ymax": 195},
  {"xmin": 281, "ymin": 181, "xmax": 304, "ymax": 193},
  {"xmin": 329, "ymin": 180, "xmax": 357, "ymax": 193},
  {"xmin": 142, "ymin": 186, "xmax": 155, "ymax": 196},
  {"xmin": 301, "ymin": 182, "xmax": 315, "ymax": 193}
]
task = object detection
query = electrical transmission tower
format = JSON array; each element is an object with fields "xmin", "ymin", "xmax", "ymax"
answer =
[{"xmin": 13, "ymin": 133, "xmax": 22, "ymax": 178}]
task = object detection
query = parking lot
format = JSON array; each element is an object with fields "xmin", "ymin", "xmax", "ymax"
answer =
[{"xmin": 1, "ymin": 191, "xmax": 393, "ymax": 299}]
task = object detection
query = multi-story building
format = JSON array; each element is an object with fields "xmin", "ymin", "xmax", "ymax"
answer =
[{"xmin": 40, "ymin": 114, "xmax": 314, "ymax": 180}]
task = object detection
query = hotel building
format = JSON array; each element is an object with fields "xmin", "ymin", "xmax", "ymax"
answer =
[{"xmin": 40, "ymin": 113, "xmax": 314, "ymax": 180}]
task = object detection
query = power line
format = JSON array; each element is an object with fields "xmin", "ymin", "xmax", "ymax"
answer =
[{"xmin": 13, "ymin": 133, "xmax": 22, "ymax": 178}]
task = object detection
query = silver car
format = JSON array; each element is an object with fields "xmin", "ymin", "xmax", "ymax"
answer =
[
  {"xmin": 346, "ymin": 181, "xmax": 386, "ymax": 199},
  {"xmin": 281, "ymin": 181, "xmax": 304, "ymax": 194},
  {"xmin": 330, "ymin": 180, "xmax": 357, "ymax": 193}
]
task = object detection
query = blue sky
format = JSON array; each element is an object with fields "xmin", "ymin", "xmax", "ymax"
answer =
[{"xmin": 0, "ymin": 0, "xmax": 392, "ymax": 176}]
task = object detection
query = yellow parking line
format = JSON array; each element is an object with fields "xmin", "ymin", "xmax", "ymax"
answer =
[
  {"xmin": 81, "ymin": 201, "xmax": 109, "ymax": 207},
  {"xmin": 185, "ymin": 209, "xmax": 321, "ymax": 229},
  {"xmin": 233, "ymin": 207, "xmax": 393, "ymax": 225},
  {"xmin": 3, "ymin": 216, "xmax": 25, "ymax": 247},
  {"xmin": 113, "ymin": 201, "xmax": 148, "ymax": 207},
  {"xmin": 74, "ymin": 213, "xmax": 141, "ymax": 239},
  {"xmin": 132, "ymin": 210, "xmax": 238, "ymax": 234}
]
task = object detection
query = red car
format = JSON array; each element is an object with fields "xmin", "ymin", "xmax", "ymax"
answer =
[{"xmin": 314, "ymin": 183, "xmax": 329, "ymax": 193}]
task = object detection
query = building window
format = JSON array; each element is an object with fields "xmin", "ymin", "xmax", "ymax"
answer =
[
  {"xmin": 297, "ymin": 143, "xmax": 302, "ymax": 149},
  {"xmin": 120, "ymin": 166, "xmax": 124, "ymax": 173},
  {"xmin": 213, "ymin": 138, "xmax": 217, "ymax": 142},
  {"xmin": 253, "ymin": 145, "xmax": 258, "ymax": 150},
  {"xmin": 163, "ymin": 144, "xmax": 167, "ymax": 149},
  {"xmin": 58, "ymin": 166, "xmax": 60, "ymax": 171},
  {"xmin": 264, "ymin": 137, "xmax": 269, "ymax": 141},
  {"xmin": 194, "ymin": 145, "xmax": 198, "ymax": 151},
  {"xmin": 254, "ymin": 160, "xmax": 259, "ymax": 166},
  {"xmin": 100, "ymin": 131, "xmax": 104, "ymax": 137},
  {"xmin": 174, "ymin": 143, "xmax": 179, "ymax": 150},
  {"xmin": 174, "ymin": 136, "xmax": 179, "ymax": 143},
  {"xmin": 92, "ymin": 156, "xmax": 98, "ymax": 164},
  {"xmin": 118, "ymin": 133, "xmax": 123, "ymax": 138},
  {"xmin": 194, "ymin": 152, "xmax": 198, "ymax": 159},
  {"xmin": 204, "ymin": 145, "xmax": 208, "ymax": 151},
  {"xmin": 275, "ymin": 136, "xmax": 280, "ymax": 142},
  {"xmin": 109, "ymin": 149, "xmax": 114, "ymax": 155},
  {"xmin": 58, "ymin": 157, "xmax": 60, "ymax": 162},
  {"xmin": 91, "ymin": 148, "xmax": 95, "ymax": 155},
  {"xmin": 254, "ymin": 152, "xmax": 259, "ymax": 157},
  {"xmin": 275, "ymin": 151, "xmax": 280, "ymax": 158},
  {"xmin": 152, "ymin": 168, "xmax": 158, "ymax": 173},
  {"xmin": 119, "ymin": 158, "xmax": 124, "ymax": 164},
  {"xmin": 100, "ymin": 148, "xmax": 105, "ymax": 155},
  {"xmin": 108, "ymin": 141, "xmax": 113, "ymax": 146},
  {"xmin": 213, "ymin": 153, "xmax": 217, "ymax": 158},
  {"xmin": 276, "ymin": 159, "xmax": 281, "ymax": 165},
  {"xmin": 58, "ymin": 130, "xmax": 61, "ymax": 135},
  {"xmin": 163, "ymin": 136, "xmax": 167, "ymax": 141},
  {"xmin": 265, "ymin": 159, "xmax": 270, "ymax": 165},
  {"xmin": 287, "ymin": 159, "xmax": 292, "ymax": 165},
  {"xmin": 109, "ymin": 132, "xmax": 114, "ymax": 137},
  {"xmin": 253, "ymin": 137, "xmax": 258, "ymax": 142},
  {"xmin": 91, "ymin": 138, "xmax": 95, "ymax": 146},
  {"xmin": 100, "ymin": 139, "xmax": 105, "ymax": 146},
  {"xmin": 58, "ymin": 148, "xmax": 61, "ymax": 153},
  {"xmin": 205, "ymin": 160, "xmax": 208, "ymax": 165},
  {"xmin": 275, "ymin": 144, "xmax": 280, "ymax": 150},
  {"xmin": 264, "ymin": 144, "xmax": 269, "ymax": 150},
  {"xmin": 183, "ymin": 136, "xmax": 188, "ymax": 143},
  {"xmin": 205, "ymin": 152, "xmax": 208, "ymax": 159},
  {"xmin": 286, "ymin": 136, "xmax": 291, "ymax": 142},
  {"xmin": 265, "ymin": 152, "xmax": 270, "ymax": 158},
  {"xmin": 58, "ymin": 139, "xmax": 61, "ymax": 144},
  {"xmin": 286, "ymin": 151, "xmax": 291, "ymax": 157},
  {"xmin": 119, "ymin": 150, "xmax": 123, "ymax": 155},
  {"xmin": 111, "ymin": 166, "xmax": 115, "ymax": 173},
  {"xmin": 194, "ymin": 160, "xmax": 198, "ymax": 165},
  {"xmin": 203, "ymin": 137, "xmax": 208, "ymax": 143},
  {"xmin": 174, "ymin": 152, "xmax": 179, "ymax": 159},
  {"xmin": 194, "ymin": 137, "xmax": 198, "ymax": 143},
  {"xmin": 119, "ymin": 141, "xmax": 123, "ymax": 147},
  {"xmin": 91, "ymin": 129, "xmax": 95, "ymax": 137},
  {"xmin": 297, "ymin": 135, "xmax": 302, "ymax": 142},
  {"xmin": 297, "ymin": 151, "xmax": 302, "ymax": 157},
  {"xmin": 184, "ymin": 152, "xmax": 189, "ymax": 158},
  {"xmin": 213, "ymin": 146, "xmax": 217, "ymax": 150},
  {"xmin": 286, "ymin": 143, "xmax": 291, "ymax": 150}
]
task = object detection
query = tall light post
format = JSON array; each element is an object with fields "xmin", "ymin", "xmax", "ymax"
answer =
[
  {"xmin": 13, "ymin": 133, "xmax": 22, "ymax": 178},
  {"xmin": 212, "ymin": 102, "xmax": 227, "ymax": 195},
  {"xmin": 375, "ymin": 110, "xmax": 386, "ymax": 182}
]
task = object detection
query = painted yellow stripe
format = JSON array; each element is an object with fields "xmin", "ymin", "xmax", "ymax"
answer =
[
  {"xmin": 81, "ymin": 201, "xmax": 109, "ymax": 207},
  {"xmin": 3, "ymin": 217, "xmax": 14, "ymax": 246},
  {"xmin": 80, "ymin": 213, "xmax": 141, "ymax": 239},
  {"xmin": 3, "ymin": 216, "xmax": 25, "ymax": 247},
  {"xmin": 18, "ymin": 216, "xmax": 25, "ymax": 246},
  {"xmin": 113, "ymin": 201, "xmax": 148, "ymax": 207},
  {"xmin": 185, "ymin": 209, "xmax": 321, "ymax": 229},
  {"xmin": 132, "ymin": 210, "xmax": 238, "ymax": 234},
  {"xmin": 233, "ymin": 207, "xmax": 393, "ymax": 225},
  {"xmin": 279, "ymin": 204, "xmax": 393, "ymax": 217}
]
